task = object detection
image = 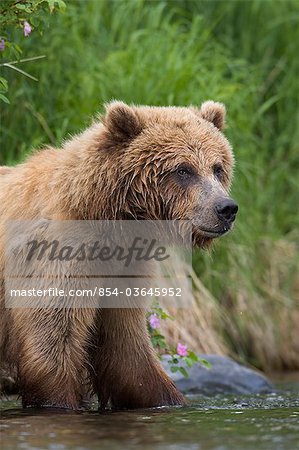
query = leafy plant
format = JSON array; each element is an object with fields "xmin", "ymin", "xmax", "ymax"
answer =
[
  {"xmin": 0, "ymin": 0, "xmax": 66, "ymax": 102},
  {"xmin": 147, "ymin": 301, "xmax": 210, "ymax": 377}
]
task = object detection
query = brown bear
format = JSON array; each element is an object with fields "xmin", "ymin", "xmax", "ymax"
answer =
[{"xmin": 0, "ymin": 101, "xmax": 237, "ymax": 410}]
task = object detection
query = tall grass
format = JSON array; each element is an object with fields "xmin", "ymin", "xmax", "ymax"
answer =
[{"xmin": 1, "ymin": 0, "xmax": 298, "ymax": 370}]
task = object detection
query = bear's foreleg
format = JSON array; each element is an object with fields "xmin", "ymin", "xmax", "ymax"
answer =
[
  {"xmin": 91, "ymin": 308, "xmax": 186, "ymax": 410},
  {"xmin": 12, "ymin": 309, "xmax": 92, "ymax": 409}
]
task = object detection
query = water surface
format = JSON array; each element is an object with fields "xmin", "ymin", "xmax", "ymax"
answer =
[{"xmin": 1, "ymin": 382, "xmax": 298, "ymax": 450}]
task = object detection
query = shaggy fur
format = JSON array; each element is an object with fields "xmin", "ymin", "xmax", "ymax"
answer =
[{"xmin": 0, "ymin": 101, "xmax": 235, "ymax": 410}]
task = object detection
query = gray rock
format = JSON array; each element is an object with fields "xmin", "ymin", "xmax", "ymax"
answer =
[{"xmin": 162, "ymin": 354, "xmax": 274, "ymax": 395}]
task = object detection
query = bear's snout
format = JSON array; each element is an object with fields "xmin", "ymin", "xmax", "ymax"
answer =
[{"xmin": 215, "ymin": 198, "xmax": 238, "ymax": 225}]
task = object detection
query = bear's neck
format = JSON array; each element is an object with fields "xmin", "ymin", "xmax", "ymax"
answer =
[{"xmin": 52, "ymin": 125, "xmax": 128, "ymax": 220}]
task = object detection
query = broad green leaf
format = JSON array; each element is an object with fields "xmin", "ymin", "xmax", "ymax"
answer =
[{"xmin": 0, "ymin": 93, "xmax": 10, "ymax": 103}]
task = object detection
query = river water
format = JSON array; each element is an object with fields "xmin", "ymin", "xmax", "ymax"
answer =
[{"xmin": 1, "ymin": 382, "xmax": 298, "ymax": 450}]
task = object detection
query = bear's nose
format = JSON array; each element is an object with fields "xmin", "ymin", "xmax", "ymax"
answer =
[{"xmin": 215, "ymin": 198, "xmax": 238, "ymax": 223}]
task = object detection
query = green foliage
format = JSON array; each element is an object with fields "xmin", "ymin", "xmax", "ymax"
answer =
[
  {"xmin": 0, "ymin": 0, "xmax": 66, "ymax": 102},
  {"xmin": 147, "ymin": 302, "xmax": 209, "ymax": 377},
  {"xmin": 0, "ymin": 0, "xmax": 298, "ymax": 366},
  {"xmin": 147, "ymin": 301, "xmax": 173, "ymax": 351},
  {"xmin": 167, "ymin": 351, "xmax": 211, "ymax": 379},
  {"xmin": 0, "ymin": 0, "xmax": 66, "ymax": 30}
]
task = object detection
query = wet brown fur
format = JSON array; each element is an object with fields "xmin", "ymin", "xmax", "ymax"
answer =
[{"xmin": 0, "ymin": 101, "xmax": 234, "ymax": 409}]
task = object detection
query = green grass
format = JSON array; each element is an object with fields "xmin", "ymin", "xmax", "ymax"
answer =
[{"xmin": 1, "ymin": 0, "xmax": 298, "ymax": 369}]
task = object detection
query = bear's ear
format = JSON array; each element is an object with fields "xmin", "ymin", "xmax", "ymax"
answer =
[
  {"xmin": 103, "ymin": 101, "xmax": 142, "ymax": 141},
  {"xmin": 196, "ymin": 101, "xmax": 226, "ymax": 131}
]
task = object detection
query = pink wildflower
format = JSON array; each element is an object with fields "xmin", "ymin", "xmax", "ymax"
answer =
[
  {"xmin": 149, "ymin": 314, "xmax": 160, "ymax": 329},
  {"xmin": 0, "ymin": 39, "xmax": 5, "ymax": 51},
  {"xmin": 23, "ymin": 21, "xmax": 32, "ymax": 37},
  {"xmin": 177, "ymin": 342, "xmax": 188, "ymax": 357}
]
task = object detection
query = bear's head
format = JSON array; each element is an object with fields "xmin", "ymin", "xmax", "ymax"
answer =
[{"xmin": 96, "ymin": 101, "xmax": 237, "ymax": 247}]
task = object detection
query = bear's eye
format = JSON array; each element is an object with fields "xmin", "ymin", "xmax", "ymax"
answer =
[
  {"xmin": 213, "ymin": 164, "xmax": 224, "ymax": 181},
  {"xmin": 176, "ymin": 166, "xmax": 193, "ymax": 179}
]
